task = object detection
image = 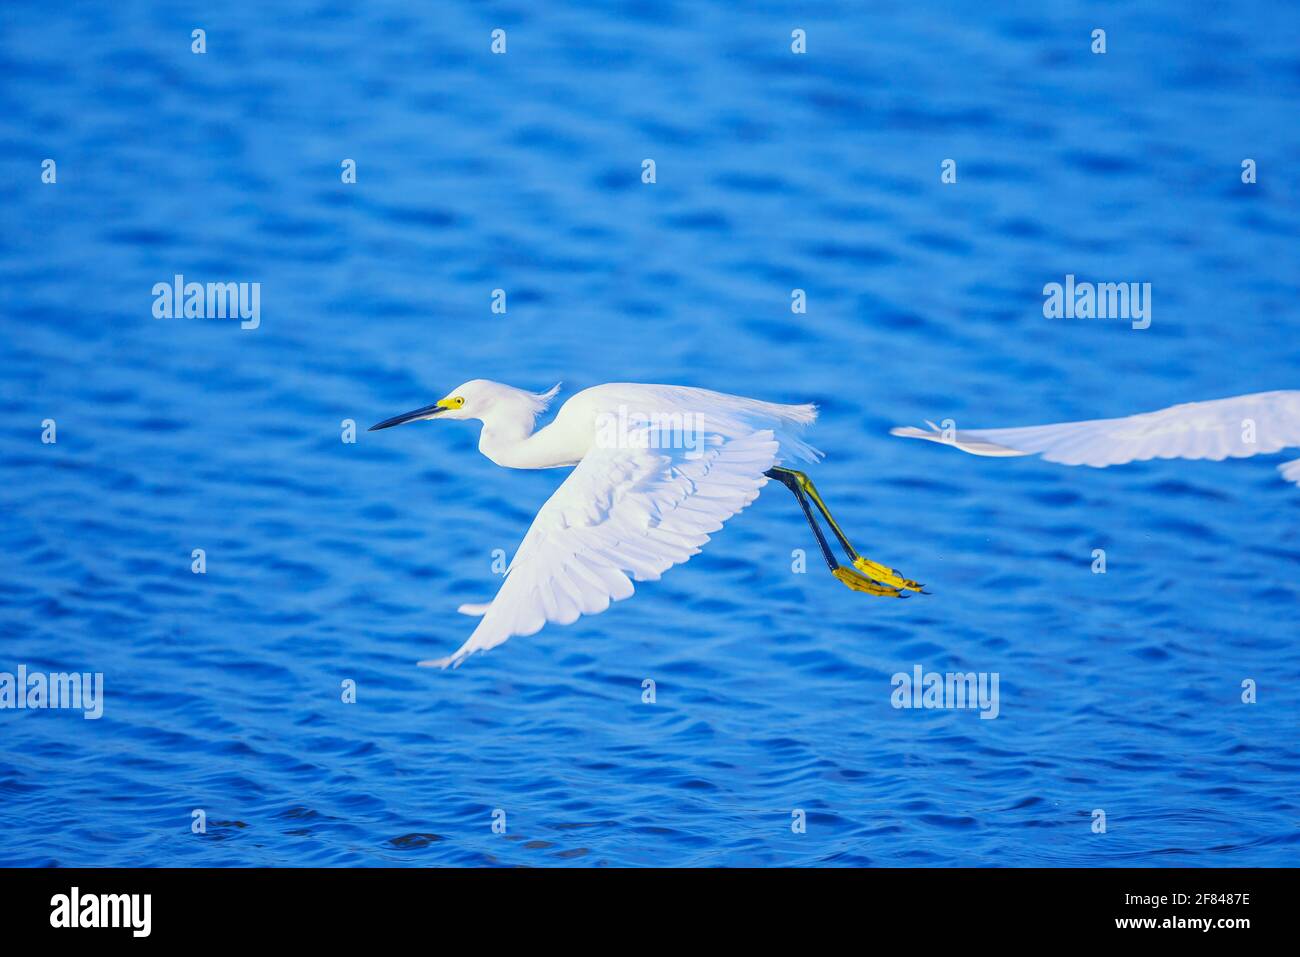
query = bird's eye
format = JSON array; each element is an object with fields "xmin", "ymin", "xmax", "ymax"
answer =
[{"xmin": 452, "ymin": 396, "xmax": 465, "ymax": 408}]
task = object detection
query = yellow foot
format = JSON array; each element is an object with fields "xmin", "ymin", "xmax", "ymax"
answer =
[
  {"xmin": 833, "ymin": 565, "xmax": 904, "ymax": 597},
  {"xmin": 853, "ymin": 556, "xmax": 926, "ymax": 593}
]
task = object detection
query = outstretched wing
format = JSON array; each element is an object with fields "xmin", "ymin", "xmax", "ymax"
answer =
[
  {"xmin": 891, "ymin": 391, "xmax": 1300, "ymax": 479},
  {"xmin": 425, "ymin": 429, "xmax": 780, "ymax": 668}
]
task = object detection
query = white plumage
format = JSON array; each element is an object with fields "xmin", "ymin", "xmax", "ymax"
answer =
[
  {"xmin": 370, "ymin": 380, "xmax": 823, "ymax": 668},
  {"xmin": 434, "ymin": 427, "xmax": 785, "ymax": 668},
  {"xmin": 891, "ymin": 390, "xmax": 1300, "ymax": 484}
]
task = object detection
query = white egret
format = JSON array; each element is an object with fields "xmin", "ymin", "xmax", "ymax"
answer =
[
  {"xmin": 370, "ymin": 380, "xmax": 925, "ymax": 667},
  {"xmin": 891, "ymin": 390, "xmax": 1300, "ymax": 483}
]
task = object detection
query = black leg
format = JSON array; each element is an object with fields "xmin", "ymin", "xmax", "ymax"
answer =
[
  {"xmin": 765, "ymin": 467, "xmax": 925, "ymax": 597},
  {"xmin": 770, "ymin": 467, "xmax": 859, "ymax": 562},
  {"xmin": 765, "ymin": 468, "xmax": 838, "ymax": 572}
]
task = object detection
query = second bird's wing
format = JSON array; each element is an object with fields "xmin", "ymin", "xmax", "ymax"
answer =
[
  {"xmin": 424, "ymin": 429, "xmax": 780, "ymax": 668},
  {"xmin": 891, "ymin": 390, "xmax": 1300, "ymax": 477}
]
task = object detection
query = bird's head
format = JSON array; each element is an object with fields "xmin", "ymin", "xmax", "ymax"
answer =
[{"xmin": 368, "ymin": 380, "xmax": 561, "ymax": 432}]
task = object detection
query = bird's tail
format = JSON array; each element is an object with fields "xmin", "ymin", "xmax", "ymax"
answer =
[
  {"xmin": 730, "ymin": 395, "xmax": 821, "ymax": 464},
  {"xmin": 771, "ymin": 408, "xmax": 822, "ymax": 464}
]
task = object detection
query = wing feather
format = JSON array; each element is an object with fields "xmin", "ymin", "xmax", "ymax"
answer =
[
  {"xmin": 891, "ymin": 391, "xmax": 1300, "ymax": 472},
  {"xmin": 1279, "ymin": 458, "xmax": 1300, "ymax": 487},
  {"xmin": 423, "ymin": 430, "xmax": 779, "ymax": 667}
]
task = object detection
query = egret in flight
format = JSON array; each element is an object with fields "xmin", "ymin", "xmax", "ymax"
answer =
[
  {"xmin": 370, "ymin": 380, "xmax": 924, "ymax": 667},
  {"xmin": 891, "ymin": 390, "xmax": 1300, "ymax": 484}
]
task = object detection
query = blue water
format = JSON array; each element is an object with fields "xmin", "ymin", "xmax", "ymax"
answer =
[{"xmin": 2, "ymin": 1, "xmax": 1298, "ymax": 867}]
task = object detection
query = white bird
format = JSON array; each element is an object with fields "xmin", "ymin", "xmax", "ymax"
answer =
[
  {"xmin": 370, "ymin": 380, "xmax": 925, "ymax": 667},
  {"xmin": 891, "ymin": 390, "xmax": 1300, "ymax": 484}
]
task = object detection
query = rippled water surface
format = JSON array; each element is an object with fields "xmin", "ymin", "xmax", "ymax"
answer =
[{"xmin": 2, "ymin": 1, "xmax": 1298, "ymax": 866}]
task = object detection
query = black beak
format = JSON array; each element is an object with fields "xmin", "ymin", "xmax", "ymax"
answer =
[{"xmin": 368, "ymin": 403, "xmax": 446, "ymax": 432}]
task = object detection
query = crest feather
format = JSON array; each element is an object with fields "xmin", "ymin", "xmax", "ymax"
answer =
[{"xmin": 531, "ymin": 382, "xmax": 562, "ymax": 413}]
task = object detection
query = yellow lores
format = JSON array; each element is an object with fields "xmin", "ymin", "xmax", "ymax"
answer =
[{"xmin": 370, "ymin": 380, "xmax": 926, "ymax": 668}]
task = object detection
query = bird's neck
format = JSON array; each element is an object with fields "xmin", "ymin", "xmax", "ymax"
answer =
[
  {"xmin": 475, "ymin": 392, "xmax": 581, "ymax": 469},
  {"xmin": 478, "ymin": 414, "xmax": 562, "ymax": 469}
]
